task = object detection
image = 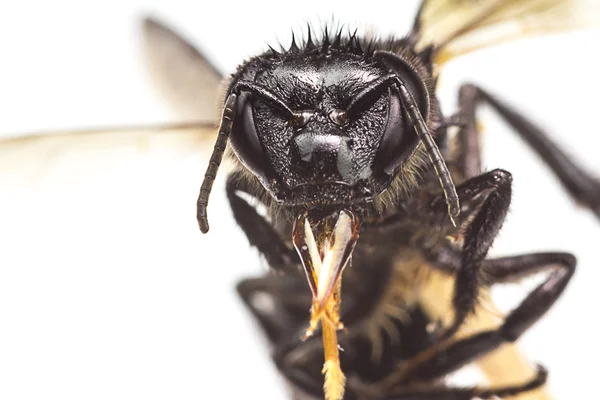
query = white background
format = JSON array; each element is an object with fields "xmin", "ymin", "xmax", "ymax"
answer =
[{"xmin": 0, "ymin": 1, "xmax": 599, "ymax": 399}]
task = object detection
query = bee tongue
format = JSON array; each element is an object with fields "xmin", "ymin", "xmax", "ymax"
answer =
[
  {"xmin": 292, "ymin": 210, "xmax": 360, "ymax": 400},
  {"xmin": 292, "ymin": 210, "xmax": 360, "ymax": 309}
]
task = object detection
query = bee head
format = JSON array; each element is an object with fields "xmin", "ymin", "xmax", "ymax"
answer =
[
  {"xmin": 227, "ymin": 34, "xmax": 434, "ymax": 215},
  {"xmin": 196, "ymin": 29, "xmax": 455, "ymax": 234}
]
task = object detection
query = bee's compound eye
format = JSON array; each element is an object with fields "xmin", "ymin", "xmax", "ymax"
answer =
[
  {"xmin": 376, "ymin": 90, "xmax": 414, "ymax": 175},
  {"xmin": 329, "ymin": 109, "xmax": 348, "ymax": 127},
  {"xmin": 290, "ymin": 111, "xmax": 313, "ymax": 129},
  {"xmin": 230, "ymin": 91, "xmax": 267, "ymax": 180}
]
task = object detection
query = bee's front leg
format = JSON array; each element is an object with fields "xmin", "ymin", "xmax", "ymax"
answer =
[
  {"xmin": 226, "ymin": 173, "xmax": 296, "ymax": 271},
  {"xmin": 432, "ymin": 168, "xmax": 513, "ymax": 340}
]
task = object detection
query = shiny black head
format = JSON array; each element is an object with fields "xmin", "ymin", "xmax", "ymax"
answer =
[
  {"xmin": 196, "ymin": 27, "xmax": 453, "ymax": 233},
  {"xmin": 228, "ymin": 32, "xmax": 437, "ymax": 214}
]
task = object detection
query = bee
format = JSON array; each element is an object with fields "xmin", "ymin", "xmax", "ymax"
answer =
[
  {"xmin": 0, "ymin": 1, "xmax": 599, "ymax": 400},
  {"xmin": 194, "ymin": 1, "xmax": 600, "ymax": 399}
]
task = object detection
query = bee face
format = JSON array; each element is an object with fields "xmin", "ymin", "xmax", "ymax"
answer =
[{"xmin": 228, "ymin": 42, "xmax": 426, "ymax": 212}]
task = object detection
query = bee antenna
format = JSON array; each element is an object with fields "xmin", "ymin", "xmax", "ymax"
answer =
[
  {"xmin": 373, "ymin": 50, "xmax": 459, "ymax": 224},
  {"xmin": 196, "ymin": 93, "xmax": 238, "ymax": 233},
  {"xmin": 395, "ymin": 81, "xmax": 460, "ymax": 225}
]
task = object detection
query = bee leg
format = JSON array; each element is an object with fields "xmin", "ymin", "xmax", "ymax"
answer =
[
  {"xmin": 226, "ymin": 174, "xmax": 296, "ymax": 271},
  {"xmin": 237, "ymin": 275, "xmax": 311, "ymax": 344},
  {"xmin": 382, "ymin": 365, "xmax": 546, "ymax": 400},
  {"xmin": 427, "ymin": 249, "xmax": 575, "ymax": 338},
  {"xmin": 389, "ymin": 256, "xmax": 573, "ymax": 387},
  {"xmin": 482, "ymin": 252, "xmax": 576, "ymax": 286},
  {"xmin": 237, "ymin": 276, "xmax": 326, "ymax": 398},
  {"xmin": 428, "ymin": 247, "xmax": 576, "ymax": 288},
  {"xmin": 451, "ymin": 83, "xmax": 600, "ymax": 218},
  {"xmin": 436, "ymin": 169, "xmax": 513, "ymax": 340}
]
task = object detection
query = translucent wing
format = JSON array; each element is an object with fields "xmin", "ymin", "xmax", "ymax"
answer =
[
  {"xmin": 141, "ymin": 16, "xmax": 225, "ymax": 122},
  {"xmin": 414, "ymin": 0, "xmax": 600, "ymax": 65},
  {"xmin": 0, "ymin": 15, "xmax": 227, "ymax": 245},
  {"xmin": 0, "ymin": 126, "xmax": 219, "ymax": 262},
  {"xmin": 1, "ymin": 126, "xmax": 216, "ymax": 184}
]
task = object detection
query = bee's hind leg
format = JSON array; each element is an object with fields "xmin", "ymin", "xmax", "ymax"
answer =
[{"xmin": 449, "ymin": 83, "xmax": 600, "ymax": 218}]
